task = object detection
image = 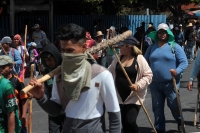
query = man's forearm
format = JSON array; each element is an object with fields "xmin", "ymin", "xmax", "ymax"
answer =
[
  {"xmin": 21, "ymin": 99, "xmax": 28, "ymax": 118},
  {"xmin": 37, "ymin": 94, "xmax": 62, "ymax": 117},
  {"xmin": 7, "ymin": 111, "xmax": 15, "ymax": 133}
]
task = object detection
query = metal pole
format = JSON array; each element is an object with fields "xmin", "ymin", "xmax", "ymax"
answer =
[{"xmin": 10, "ymin": 0, "xmax": 14, "ymax": 36}]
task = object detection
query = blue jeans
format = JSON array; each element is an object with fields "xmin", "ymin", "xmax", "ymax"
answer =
[
  {"xmin": 185, "ymin": 41, "xmax": 194, "ymax": 59},
  {"xmin": 101, "ymin": 56, "xmax": 107, "ymax": 67},
  {"xmin": 150, "ymin": 81, "xmax": 182, "ymax": 131}
]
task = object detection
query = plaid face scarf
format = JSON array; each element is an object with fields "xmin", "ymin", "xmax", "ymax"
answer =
[{"xmin": 61, "ymin": 52, "xmax": 95, "ymax": 100}]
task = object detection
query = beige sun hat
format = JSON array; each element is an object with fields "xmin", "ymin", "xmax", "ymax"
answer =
[
  {"xmin": 186, "ymin": 23, "xmax": 193, "ymax": 27},
  {"xmin": 0, "ymin": 55, "xmax": 13, "ymax": 66},
  {"xmin": 96, "ymin": 31, "xmax": 104, "ymax": 37}
]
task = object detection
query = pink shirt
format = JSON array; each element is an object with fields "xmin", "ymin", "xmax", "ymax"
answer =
[{"xmin": 108, "ymin": 54, "xmax": 153, "ymax": 105}]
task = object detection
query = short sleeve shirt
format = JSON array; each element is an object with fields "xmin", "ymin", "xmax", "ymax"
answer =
[{"xmin": 0, "ymin": 78, "xmax": 18, "ymax": 132}]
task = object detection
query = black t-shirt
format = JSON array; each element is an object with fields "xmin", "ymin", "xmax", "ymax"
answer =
[{"xmin": 115, "ymin": 57, "xmax": 137, "ymax": 102}]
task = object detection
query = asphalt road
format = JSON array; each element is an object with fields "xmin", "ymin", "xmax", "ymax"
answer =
[{"xmin": 24, "ymin": 60, "xmax": 200, "ymax": 133}]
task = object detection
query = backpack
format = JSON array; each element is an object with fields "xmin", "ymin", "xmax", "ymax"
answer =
[
  {"xmin": 11, "ymin": 47, "xmax": 24, "ymax": 71},
  {"xmin": 0, "ymin": 76, "xmax": 21, "ymax": 133}
]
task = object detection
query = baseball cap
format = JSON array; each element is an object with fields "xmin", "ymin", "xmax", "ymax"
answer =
[
  {"xmin": 0, "ymin": 55, "xmax": 13, "ymax": 66},
  {"xmin": 158, "ymin": 23, "xmax": 170, "ymax": 31},
  {"xmin": 28, "ymin": 42, "xmax": 37, "ymax": 47},
  {"xmin": 117, "ymin": 36, "xmax": 138, "ymax": 46},
  {"xmin": 0, "ymin": 36, "xmax": 12, "ymax": 44}
]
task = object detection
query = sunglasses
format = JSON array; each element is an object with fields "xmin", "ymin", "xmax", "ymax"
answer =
[{"xmin": 158, "ymin": 30, "xmax": 167, "ymax": 34}]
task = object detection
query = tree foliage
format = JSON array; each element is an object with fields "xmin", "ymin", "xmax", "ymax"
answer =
[{"xmin": 83, "ymin": 0, "xmax": 200, "ymax": 15}]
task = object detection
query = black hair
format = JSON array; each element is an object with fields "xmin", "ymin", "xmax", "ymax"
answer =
[{"xmin": 55, "ymin": 23, "xmax": 86, "ymax": 43}]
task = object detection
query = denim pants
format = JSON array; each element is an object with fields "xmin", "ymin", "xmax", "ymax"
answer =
[
  {"xmin": 149, "ymin": 81, "xmax": 182, "ymax": 131},
  {"xmin": 101, "ymin": 56, "xmax": 107, "ymax": 67},
  {"xmin": 185, "ymin": 41, "xmax": 194, "ymax": 59}
]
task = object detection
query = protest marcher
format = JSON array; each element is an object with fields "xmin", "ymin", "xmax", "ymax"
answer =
[
  {"xmin": 32, "ymin": 24, "xmax": 47, "ymax": 53},
  {"xmin": 0, "ymin": 55, "xmax": 21, "ymax": 133},
  {"xmin": 185, "ymin": 23, "xmax": 196, "ymax": 61},
  {"xmin": 108, "ymin": 36, "xmax": 153, "ymax": 133},
  {"xmin": 143, "ymin": 24, "xmax": 156, "ymax": 54},
  {"xmin": 0, "ymin": 55, "xmax": 28, "ymax": 133},
  {"xmin": 28, "ymin": 42, "xmax": 39, "ymax": 78},
  {"xmin": 27, "ymin": 23, "xmax": 121, "ymax": 133},
  {"xmin": 0, "ymin": 36, "xmax": 22, "ymax": 76},
  {"xmin": 187, "ymin": 49, "xmax": 200, "ymax": 128},
  {"xmin": 40, "ymin": 43, "xmax": 65, "ymax": 133},
  {"xmin": 13, "ymin": 34, "xmax": 29, "ymax": 81},
  {"xmin": 95, "ymin": 31, "xmax": 106, "ymax": 66},
  {"xmin": 174, "ymin": 27, "xmax": 184, "ymax": 47},
  {"xmin": 106, "ymin": 26, "xmax": 119, "ymax": 66},
  {"xmin": 144, "ymin": 23, "xmax": 188, "ymax": 133}
]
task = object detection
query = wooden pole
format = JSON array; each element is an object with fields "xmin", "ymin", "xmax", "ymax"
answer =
[
  {"xmin": 28, "ymin": 64, "xmax": 34, "ymax": 133},
  {"xmin": 140, "ymin": 38, "xmax": 143, "ymax": 55},
  {"xmin": 172, "ymin": 77, "xmax": 186, "ymax": 133},
  {"xmin": 21, "ymin": 30, "xmax": 132, "ymax": 94},
  {"xmin": 194, "ymin": 91, "xmax": 199, "ymax": 126},
  {"xmin": 112, "ymin": 47, "xmax": 157, "ymax": 133},
  {"xmin": 22, "ymin": 25, "xmax": 27, "ymax": 82}
]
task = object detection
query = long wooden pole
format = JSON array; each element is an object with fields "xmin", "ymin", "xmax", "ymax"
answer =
[
  {"xmin": 22, "ymin": 25, "xmax": 27, "ymax": 82},
  {"xmin": 194, "ymin": 90, "xmax": 200, "ymax": 126},
  {"xmin": 21, "ymin": 30, "xmax": 132, "ymax": 94},
  {"xmin": 172, "ymin": 77, "xmax": 186, "ymax": 133},
  {"xmin": 112, "ymin": 47, "xmax": 157, "ymax": 133},
  {"xmin": 28, "ymin": 64, "xmax": 34, "ymax": 133}
]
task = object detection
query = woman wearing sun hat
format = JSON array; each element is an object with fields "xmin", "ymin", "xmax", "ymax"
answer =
[{"xmin": 95, "ymin": 31, "xmax": 106, "ymax": 66}]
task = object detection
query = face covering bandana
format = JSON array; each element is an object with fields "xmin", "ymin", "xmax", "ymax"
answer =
[{"xmin": 61, "ymin": 52, "xmax": 96, "ymax": 100}]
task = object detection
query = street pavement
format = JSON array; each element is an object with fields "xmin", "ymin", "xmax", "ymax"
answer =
[{"xmin": 25, "ymin": 60, "xmax": 200, "ymax": 133}]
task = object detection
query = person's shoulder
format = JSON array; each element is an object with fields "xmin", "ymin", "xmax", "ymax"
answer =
[
  {"xmin": 10, "ymin": 75, "xmax": 19, "ymax": 84},
  {"xmin": 91, "ymin": 63, "xmax": 108, "ymax": 78}
]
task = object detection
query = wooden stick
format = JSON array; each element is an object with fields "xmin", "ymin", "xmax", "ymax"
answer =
[
  {"xmin": 112, "ymin": 47, "xmax": 157, "ymax": 133},
  {"xmin": 21, "ymin": 30, "xmax": 132, "ymax": 94},
  {"xmin": 140, "ymin": 38, "xmax": 143, "ymax": 55},
  {"xmin": 172, "ymin": 77, "xmax": 186, "ymax": 133},
  {"xmin": 21, "ymin": 66, "xmax": 61, "ymax": 94},
  {"xmin": 194, "ymin": 90, "xmax": 200, "ymax": 126},
  {"xmin": 28, "ymin": 64, "xmax": 34, "ymax": 133},
  {"xmin": 22, "ymin": 25, "xmax": 28, "ymax": 82}
]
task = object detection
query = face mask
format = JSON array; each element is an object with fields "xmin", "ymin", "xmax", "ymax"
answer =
[{"xmin": 61, "ymin": 53, "xmax": 93, "ymax": 100}]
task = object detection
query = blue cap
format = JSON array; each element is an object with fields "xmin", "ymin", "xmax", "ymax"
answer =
[{"xmin": 117, "ymin": 36, "xmax": 139, "ymax": 46}]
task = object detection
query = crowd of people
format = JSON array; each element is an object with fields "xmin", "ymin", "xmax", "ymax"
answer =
[{"xmin": 0, "ymin": 20, "xmax": 200, "ymax": 133}]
